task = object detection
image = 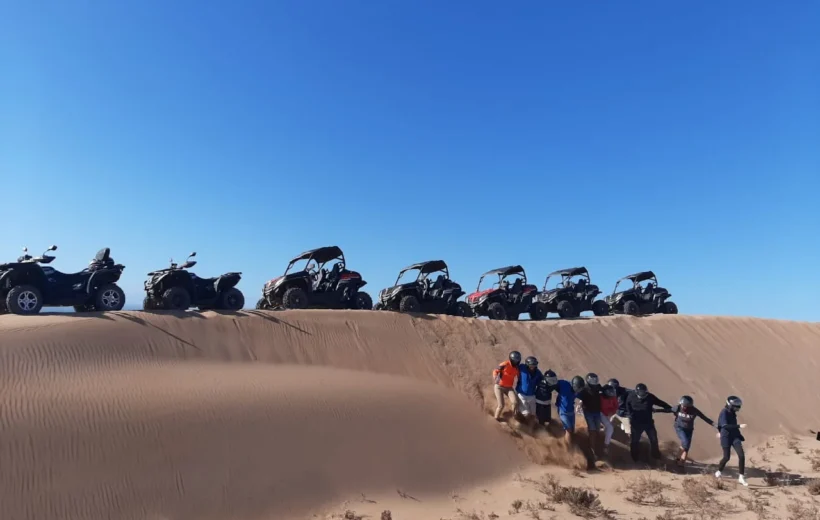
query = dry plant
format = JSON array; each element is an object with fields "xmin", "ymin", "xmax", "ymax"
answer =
[
  {"xmin": 735, "ymin": 492, "xmax": 770, "ymax": 519},
  {"xmin": 787, "ymin": 498, "xmax": 820, "ymax": 520},
  {"xmin": 510, "ymin": 499, "xmax": 524, "ymax": 514},
  {"xmin": 808, "ymin": 479, "xmax": 820, "ymax": 497},
  {"xmin": 380, "ymin": 512, "xmax": 392, "ymax": 520},
  {"xmin": 522, "ymin": 474, "xmax": 614, "ymax": 519},
  {"xmin": 680, "ymin": 478, "xmax": 734, "ymax": 520},
  {"xmin": 487, "ymin": 513, "xmax": 499, "ymax": 520},
  {"xmin": 455, "ymin": 508, "xmax": 486, "ymax": 520},
  {"xmin": 625, "ymin": 473, "xmax": 673, "ymax": 506},
  {"xmin": 787, "ymin": 437, "xmax": 802, "ymax": 455},
  {"xmin": 654, "ymin": 511, "xmax": 687, "ymax": 520},
  {"xmin": 342, "ymin": 511, "xmax": 363, "ymax": 520},
  {"xmin": 806, "ymin": 450, "xmax": 820, "ymax": 472}
]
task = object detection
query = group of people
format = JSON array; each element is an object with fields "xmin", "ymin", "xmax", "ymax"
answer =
[{"xmin": 492, "ymin": 351, "xmax": 750, "ymax": 486}]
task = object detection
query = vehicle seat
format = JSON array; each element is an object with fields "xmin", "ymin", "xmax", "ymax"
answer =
[
  {"xmin": 511, "ymin": 278, "xmax": 523, "ymax": 293},
  {"xmin": 575, "ymin": 279, "xmax": 586, "ymax": 294},
  {"xmin": 326, "ymin": 263, "xmax": 342, "ymax": 287}
]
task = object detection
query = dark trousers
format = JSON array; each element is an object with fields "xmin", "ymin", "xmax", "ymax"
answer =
[
  {"xmin": 536, "ymin": 403, "xmax": 552, "ymax": 425},
  {"xmin": 718, "ymin": 441, "xmax": 745, "ymax": 475},
  {"xmin": 630, "ymin": 423, "xmax": 661, "ymax": 461}
]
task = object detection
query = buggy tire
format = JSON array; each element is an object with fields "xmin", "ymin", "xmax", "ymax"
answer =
[
  {"xmin": 623, "ymin": 300, "xmax": 639, "ymax": 316},
  {"xmin": 373, "ymin": 302, "xmax": 384, "ymax": 311},
  {"xmin": 452, "ymin": 301, "xmax": 473, "ymax": 318},
  {"xmin": 487, "ymin": 302, "xmax": 507, "ymax": 320},
  {"xmin": 355, "ymin": 291, "xmax": 373, "ymax": 310},
  {"xmin": 399, "ymin": 294, "xmax": 421, "ymax": 313},
  {"xmin": 219, "ymin": 288, "xmax": 245, "ymax": 310},
  {"xmin": 95, "ymin": 283, "xmax": 126, "ymax": 311},
  {"xmin": 663, "ymin": 301, "xmax": 678, "ymax": 314},
  {"xmin": 73, "ymin": 304, "xmax": 95, "ymax": 313},
  {"xmin": 6, "ymin": 285, "xmax": 44, "ymax": 315},
  {"xmin": 162, "ymin": 286, "xmax": 192, "ymax": 310},
  {"xmin": 143, "ymin": 297, "xmax": 159, "ymax": 311},
  {"xmin": 592, "ymin": 300, "xmax": 610, "ymax": 317},
  {"xmin": 529, "ymin": 301, "xmax": 547, "ymax": 321},
  {"xmin": 557, "ymin": 300, "xmax": 575, "ymax": 319},
  {"xmin": 282, "ymin": 286, "xmax": 309, "ymax": 309},
  {"xmin": 256, "ymin": 298, "xmax": 270, "ymax": 310}
]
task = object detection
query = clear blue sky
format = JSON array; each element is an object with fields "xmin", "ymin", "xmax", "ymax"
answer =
[{"xmin": 1, "ymin": 1, "xmax": 818, "ymax": 320}]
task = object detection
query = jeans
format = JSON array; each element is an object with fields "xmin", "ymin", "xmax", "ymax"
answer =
[
  {"xmin": 559, "ymin": 412, "xmax": 576, "ymax": 432},
  {"xmin": 584, "ymin": 411, "xmax": 603, "ymax": 431},
  {"xmin": 675, "ymin": 426, "xmax": 694, "ymax": 451},
  {"xmin": 718, "ymin": 440, "xmax": 745, "ymax": 475},
  {"xmin": 630, "ymin": 423, "xmax": 660, "ymax": 461}
]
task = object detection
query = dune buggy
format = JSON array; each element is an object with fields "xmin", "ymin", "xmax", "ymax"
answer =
[
  {"xmin": 604, "ymin": 271, "xmax": 678, "ymax": 316},
  {"xmin": 374, "ymin": 260, "xmax": 472, "ymax": 317},
  {"xmin": 537, "ymin": 266, "xmax": 610, "ymax": 318},
  {"xmin": 466, "ymin": 265, "xmax": 546, "ymax": 321},
  {"xmin": 143, "ymin": 252, "xmax": 244, "ymax": 310},
  {"xmin": 256, "ymin": 246, "xmax": 371, "ymax": 310},
  {"xmin": 0, "ymin": 245, "xmax": 126, "ymax": 315}
]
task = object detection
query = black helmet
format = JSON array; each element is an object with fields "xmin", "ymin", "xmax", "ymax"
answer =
[
  {"xmin": 544, "ymin": 369, "xmax": 558, "ymax": 386},
  {"xmin": 571, "ymin": 376, "xmax": 585, "ymax": 392},
  {"xmin": 726, "ymin": 395, "xmax": 742, "ymax": 412},
  {"xmin": 602, "ymin": 384, "xmax": 616, "ymax": 397},
  {"xmin": 679, "ymin": 395, "xmax": 694, "ymax": 407},
  {"xmin": 509, "ymin": 351, "xmax": 522, "ymax": 365},
  {"xmin": 586, "ymin": 372, "xmax": 599, "ymax": 386},
  {"xmin": 607, "ymin": 378, "xmax": 620, "ymax": 389},
  {"xmin": 635, "ymin": 383, "xmax": 648, "ymax": 398},
  {"xmin": 525, "ymin": 356, "xmax": 538, "ymax": 367}
]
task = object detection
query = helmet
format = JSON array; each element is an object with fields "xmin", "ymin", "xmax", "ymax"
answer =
[
  {"xmin": 607, "ymin": 378, "xmax": 620, "ymax": 389},
  {"xmin": 679, "ymin": 395, "xmax": 694, "ymax": 407},
  {"xmin": 726, "ymin": 396, "xmax": 742, "ymax": 412},
  {"xmin": 586, "ymin": 373, "xmax": 599, "ymax": 386},
  {"xmin": 571, "ymin": 376, "xmax": 586, "ymax": 392},
  {"xmin": 543, "ymin": 369, "xmax": 558, "ymax": 386},
  {"xmin": 525, "ymin": 356, "xmax": 538, "ymax": 367},
  {"xmin": 635, "ymin": 383, "xmax": 648, "ymax": 398},
  {"xmin": 602, "ymin": 384, "xmax": 616, "ymax": 397},
  {"xmin": 509, "ymin": 351, "xmax": 522, "ymax": 365}
]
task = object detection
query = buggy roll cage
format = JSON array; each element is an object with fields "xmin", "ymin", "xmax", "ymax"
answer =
[
  {"xmin": 284, "ymin": 246, "xmax": 346, "ymax": 276},
  {"xmin": 611, "ymin": 271, "xmax": 658, "ymax": 295},
  {"xmin": 476, "ymin": 265, "xmax": 527, "ymax": 292},
  {"xmin": 394, "ymin": 260, "xmax": 449, "ymax": 286},
  {"xmin": 542, "ymin": 267, "xmax": 590, "ymax": 291}
]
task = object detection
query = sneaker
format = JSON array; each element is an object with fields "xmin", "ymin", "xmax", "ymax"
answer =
[
  {"xmin": 714, "ymin": 470, "xmax": 722, "ymax": 479},
  {"xmin": 738, "ymin": 475, "xmax": 748, "ymax": 487}
]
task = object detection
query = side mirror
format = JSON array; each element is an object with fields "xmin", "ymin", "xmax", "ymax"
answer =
[
  {"xmin": 48, "ymin": 245, "xmax": 57, "ymax": 251},
  {"xmin": 22, "ymin": 247, "xmax": 28, "ymax": 253},
  {"xmin": 189, "ymin": 252, "xmax": 197, "ymax": 258}
]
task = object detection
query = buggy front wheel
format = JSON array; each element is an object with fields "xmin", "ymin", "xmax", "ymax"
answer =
[
  {"xmin": 355, "ymin": 291, "xmax": 373, "ymax": 310},
  {"xmin": 592, "ymin": 300, "xmax": 610, "ymax": 317},
  {"xmin": 451, "ymin": 301, "xmax": 473, "ymax": 318},
  {"xmin": 529, "ymin": 302, "xmax": 547, "ymax": 321},
  {"xmin": 623, "ymin": 300, "xmax": 640, "ymax": 316},
  {"xmin": 663, "ymin": 301, "xmax": 678, "ymax": 314},
  {"xmin": 399, "ymin": 294, "xmax": 421, "ymax": 313},
  {"xmin": 487, "ymin": 302, "xmax": 507, "ymax": 320}
]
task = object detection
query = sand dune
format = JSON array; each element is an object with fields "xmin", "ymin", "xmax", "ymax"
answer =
[{"xmin": 1, "ymin": 310, "xmax": 818, "ymax": 519}]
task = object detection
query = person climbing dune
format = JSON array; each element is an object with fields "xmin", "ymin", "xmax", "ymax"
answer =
[
  {"xmin": 607, "ymin": 378, "xmax": 632, "ymax": 435},
  {"xmin": 576, "ymin": 372, "xmax": 604, "ymax": 459},
  {"xmin": 625, "ymin": 383, "xmax": 672, "ymax": 462},
  {"xmin": 516, "ymin": 356, "xmax": 543, "ymax": 425},
  {"xmin": 715, "ymin": 395, "xmax": 748, "ymax": 487},
  {"xmin": 492, "ymin": 351, "xmax": 521, "ymax": 421},
  {"xmin": 554, "ymin": 376, "xmax": 583, "ymax": 442},
  {"xmin": 600, "ymin": 383, "xmax": 619, "ymax": 456},
  {"xmin": 671, "ymin": 395, "xmax": 715, "ymax": 467},
  {"xmin": 536, "ymin": 369, "xmax": 558, "ymax": 427}
]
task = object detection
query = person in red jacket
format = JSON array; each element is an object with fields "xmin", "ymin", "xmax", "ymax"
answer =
[
  {"xmin": 493, "ymin": 351, "xmax": 522, "ymax": 420},
  {"xmin": 599, "ymin": 383, "xmax": 619, "ymax": 455}
]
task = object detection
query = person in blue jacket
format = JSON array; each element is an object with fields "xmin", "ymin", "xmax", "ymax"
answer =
[
  {"xmin": 515, "ymin": 356, "xmax": 543, "ymax": 425},
  {"xmin": 715, "ymin": 396, "xmax": 748, "ymax": 487},
  {"xmin": 554, "ymin": 375, "xmax": 584, "ymax": 441}
]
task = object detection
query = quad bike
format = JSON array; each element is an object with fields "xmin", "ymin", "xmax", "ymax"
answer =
[{"xmin": 143, "ymin": 252, "xmax": 244, "ymax": 310}]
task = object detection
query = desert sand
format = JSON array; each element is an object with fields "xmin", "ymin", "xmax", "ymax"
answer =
[{"xmin": 1, "ymin": 310, "xmax": 819, "ymax": 519}]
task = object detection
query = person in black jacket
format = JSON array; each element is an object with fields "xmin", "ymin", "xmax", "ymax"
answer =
[
  {"xmin": 625, "ymin": 383, "xmax": 672, "ymax": 462},
  {"xmin": 715, "ymin": 396, "xmax": 748, "ymax": 486},
  {"xmin": 576, "ymin": 373, "xmax": 604, "ymax": 459},
  {"xmin": 607, "ymin": 378, "xmax": 632, "ymax": 435},
  {"xmin": 536, "ymin": 369, "xmax": 558, "ymax": 427},
  {"xmin": 671, "ymin": 395, "xmax": 716, "ymax": 466}
]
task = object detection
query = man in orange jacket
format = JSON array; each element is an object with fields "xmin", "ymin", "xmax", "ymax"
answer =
[{"xmin": 493, "ymin": 351, "xmax": 522, "ymax": 420}]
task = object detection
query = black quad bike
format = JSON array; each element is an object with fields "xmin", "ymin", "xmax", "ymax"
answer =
[
  {"xmin": 0, "ymin": 245, "xmax": 126, "ymax": 315},
  {"xmin": 604, "ymin": 271, "xmax": 678, "ymax": 316},
  {"xmin": 256, "ymin": 246, "xmax": 371, "ymax": 310},
  {"xmin": 143, "ymin": 252, "xmax": 244, "ymax": 311},
  {"xmin": 374, "ymin": 260, "xmax": 472, "ymax": 317},
  {"xmin": 465, "ymin": 265, "xmax": 547, "ymax": 321},
  {"xmin": 537, "ymin": 267, "xmax": 610, "ymax": 318}
]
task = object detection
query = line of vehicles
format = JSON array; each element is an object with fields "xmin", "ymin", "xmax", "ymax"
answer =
[{"xmin": 0, "ymin": 244, "xmax": 679, "ymax": 319}]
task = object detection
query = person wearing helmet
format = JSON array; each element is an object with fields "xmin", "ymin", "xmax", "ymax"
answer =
[
  {"xmin": 715, "ymin": 396, "xmax": 748, "ymax": 486},
  {"xmin": 671, "ymin": 395, "xmax": 716, "ymax": 467},
  {"xmin": 576, "ymin": 372, "xmax": 604, "ymax": 459},
  {"xmin": 599, "ymin": 384, "xmax": 619, "ymax": 455},
  {"xmin": 554, "ymin": 376, "xmax": 584, "ymax": 440},
  {"xmin": 606, "ymin": 378, "xmax": 632, "ymax": 435},
  {"xmin": 536, "ymin": 369, "xmax": 558, "ymax": 427},
  {"xmin": 492, "ymin": 351, "xmax": 522, "ymax": 421},
  {"xmin": 625, "ymin": 383, "xmax": 673, "ymax": 462},
  {"xmin": 516, "ymin": 356, "xmax": 543, "ymax": 423}
]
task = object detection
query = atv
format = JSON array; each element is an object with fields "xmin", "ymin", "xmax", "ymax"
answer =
[
  {"xmin": 605, "ymin": 271, "xmax": 678, "ymax": 316},
  {"xmin": 537, "ymin": 267, "xmax": 610, "ymax": 318},
  {"xmin": 256, "ymin": 246, "xmax": 371, "ymax": 311},
  {"xmin": 0, "ymin": 245, "xmax": 126, "ymax": 315},
  {"xmin": 466, "ymin": 265, "xmax": 547, "ymax": 321},
  {"xmin": 374, "ymin": 260, "xmax": 472, "ymax": 317},
  {"xmin": 143, "ymin": 252, "xmax": 244, "ymax": 311}
]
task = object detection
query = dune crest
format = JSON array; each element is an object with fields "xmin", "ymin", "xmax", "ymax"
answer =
[{"xmin": 1, "ymin": 310, "xmax": 818, "ymax": 519}]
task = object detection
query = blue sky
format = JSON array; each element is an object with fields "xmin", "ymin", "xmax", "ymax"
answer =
[{"xmin": 1, "ymin": 1, "xmax": 818, "ymax": 320}]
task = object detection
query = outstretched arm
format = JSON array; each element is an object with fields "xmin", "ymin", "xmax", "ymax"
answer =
[
  {"xmin": 696, "ymin": 408, "xmax": 715, "ymax": 427},
  {"xmin": 652, "ymin": 395, "xmax": 673, "ymax": 411}
]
